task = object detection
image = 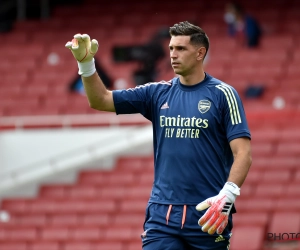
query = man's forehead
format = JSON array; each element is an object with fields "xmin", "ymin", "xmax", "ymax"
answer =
[{"xmin": 169, "ymin": 35, "xmax": 191, "ymax": 46}]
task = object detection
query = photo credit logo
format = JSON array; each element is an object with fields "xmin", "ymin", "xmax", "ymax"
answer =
[{"xmin": 267, "ymin": 233, "xmax": 300, "ymax": 241}]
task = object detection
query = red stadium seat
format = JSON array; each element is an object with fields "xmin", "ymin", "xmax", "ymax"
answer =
[
  {"xmin": 119, "ymin": 200, "xmax": 148, "ymax": 214},
  {"xmin": 62, "ymin": 242, "xmax": 93, "ymax": 250},
  {"xmin": 0, "ymin": 226, "xmax": 37, "ymax": 241},
  {"xmin": 67, "ymin": 186, "xmax": 99, "ymax": 199},
  {"xmin": 260, "ymin": 35, "xmax": 295, "ymax": 50},
  {"xmin": 286, "ymin": 181, "xmax": 300, "ymax": 198},
  {"xmin": 28, "ymin": 241, "xmax": 60, "ymax": 250},
  {"xmin": 138, "ymin": 172, "xmax": 154, "ymax": 186},
  {"xmin": 275, "ymin": 198, "xmax": 300, "ymax": 212},
  {"xmin": 251, "ymin": 128, "xmax": 281, "ymax": 143},
  {"xmin": 294, "ymin": 170, "xmax": 300, "ymax": 182},
  {"xmin": 81, "ymin": 213, "xmax": 110, "ymax": 227},
  {"xmin": 79, "ymin": 171, "xmax": 135, "ymax": 186},
  {"xmin": 235, "ymin": 197, "xmax": 275, "ymax": 213},
  {"xmin": 40, "ymin": 227, "xmax": 69, "ymax": 241},
  {"xmin": 1, "ymin": 199, "xmax": 30, "ymax": 213},
  {"xmin": 268, "ymin": 212, "xmax": 300, "ymax": 235},
  {"xmin": 104, "ymin": 226, "xmax": 134, "ymax": 241},
  {"xmin": 230, "ymin": 225, "xmax": 265, "ymax": 250},
  {"xmin": 99, "ymin": 186, "xmax": 125, "ymax": 200},
  {"xmin": 8, "ymin": 214, "xmax": 47, "ymax": 226},
  {"xmin": 48, "ymin": 214, "xmax": 79, "ymax": 226},
  {"xmin": 254, "ymin": 183, "xmax": 284, "ymax": 198},
  {"xmin": 0, "ymin": 243, "xmax": 27, "ymax": 250},
  {"xmin": 251, "ymin": 142, "xmax": 274, "ymax": 157},
  {"xmin": 39, "ymin": 184, "xmax": 68, "ymax": 198},
  {"xmin": 233, "ymin": 212, "xmax": 269, "ymax": 227},
  {"xmin": 112, "ymin": 213, "xmax": 145, "ymax": 227},
  {"xmin": 261, "ymin": 170, "xmax": 291, "ymax": 183},
  {"xmin": 69, "ymin": 226, "xmax": 102, "ymax": 241},
  {"xmin": 276, "ymin": 143, "xmax": 300, "ymax": 157},
  {"xmin": 243, "ymin": 169, "xmax": 263, "ymax": 185},
  {"xmin": 92, "ymin": 242, "xmax": 123, "ymax": 250},
  {"xmin": 252, "ymin": 156, "xmax": 297, "ymax": 171}
]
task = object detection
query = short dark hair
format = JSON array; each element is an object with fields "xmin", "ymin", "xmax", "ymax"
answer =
[{"xmin": 169, "ymin": 21, "xmax": 209, "ymax": 58}]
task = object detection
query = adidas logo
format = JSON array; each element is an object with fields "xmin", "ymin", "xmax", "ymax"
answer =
[
  {"xmin": 215, "ymin": 235, "xmax": 225, "ymax": 242},
  {"xmin": 161, "ymin": 102, "xmax": 169, "ymax": 109}
]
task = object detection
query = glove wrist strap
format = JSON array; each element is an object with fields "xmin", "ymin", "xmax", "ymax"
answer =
[
  {"xmin": 77, "ymin": 58, "xmax": 96, "ymax": 77},
  {"xmin": 223, "ymin": 182, "xmax": 240, "ymax": 196}
]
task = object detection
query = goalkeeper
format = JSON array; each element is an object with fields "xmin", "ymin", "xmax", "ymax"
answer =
[{"xmin": 66, "ymin": 21, "xmax": 252, "ymax": 250}]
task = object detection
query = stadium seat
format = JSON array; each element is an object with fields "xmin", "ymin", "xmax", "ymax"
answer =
[
  {"xmin": 260, "ymin": 35, "xmax": 294, "ymax": 50},
  {"xmin": 28, "ymin": 241, "xmax": 60, "ymax": 250},
  {"xmin": 254, "ymin": 183, "xmax": 284, "ymax": 198},
  {"xmin": 119, "ymin": 200, "xmax": 148, "ymax": 214},
  {"xmin": 98, "ymin": 186, "xmax": 126, "ymax": 200},
  {"xmin": 0, "ymin": 226, "xmax": 37, "ymax": 241},
  {"xmin": 40, "ymin": 226, "xmax": 69, "ymax": 241},
  {"xmin": 294, "ymin": 170, "xmax": 300, "ymax": 182},
  {"xmin": 104, "ymin": 226, "xmax": 135, "ymax": 241},
  {"xmin": 275, "ymin": 198, "xmax": 300, "ymax": 212},
  {"xmin": 138, "ymin": 172, "xmax": 154, "ymax": 186},
  {"xmin": 48, "ymin": 214, "xmax": 79, "ymax": 226},
  {"xmin": 61, "ymin": 242, "xmax": 93, "ymax": 250},
  {"xmin": 268, "ymin": 212, "xmax": 300, "ymax": 235},
  {"xmin": 1, "ymin": 199, "xmax": 30, "ymax": 213},
  {"xmin": 261, "ymin": 170, "xmax": 291, "ymax": 183},
  {"xmin": 0, "ymin": 243, "xmax": 27, "ymax": 250},
  {"xmin": 251, "ymin": 142, "xmax": 274, "ymax": 157},
  {"xmin": 81, "ymin": 213, "xmax": 110, "ymax": 227},
  {"xmin": 91, "ymin": 242, "xmax": 123, "ymax": 250},
  {"xmin": 39, "ymin": 184, "xmax": 68, "ymax": 198},
  {"xmin": 126, "ymin": 241, "xmax": 144, "ymax": 250},
  {"xmin": 252, "ymin": 156, "xmax": 297, "ymax": 171},
  {"xmin": 69, "ymin": 226, "xmax": 102, "ymax": 241},
  {"xmin": 235, "ymin": 197, "xmax": 275, "ymax": 213},
  {"xmin": 243, "ymin": 169, "xmax": 263, "ymax": 185},
  {"xmin": 112, "ymin": 213, "xmax": 145, "ymax": 227},
  {"xmin": 276, "ymin": 143, "xmax": 300, "ymax": 157},
  {"xmin": 8, "ymin": 214, "xmax": 47, "ymax": 226},
  {"xmin": 126, "ymin": 186, "xmax": 152, "ymax": 199},
  {"xmin": 251, "ymin": 128, "xmax": 281, "ymax": 143},
  {"xmin": 230, "ymin": 225, "xmax": 265, "ymax": 250},
  {"xmin": 80, "ymin": 171, "xmax": 136, "ymax": 186},
  {"xmin": 233, "ymin": 212, "xmax": 269, "ymax": 227}
]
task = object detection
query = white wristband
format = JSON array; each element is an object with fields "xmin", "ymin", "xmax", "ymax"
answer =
[
  {"xmin": 224, "ymin": 182, "xmax": 240, "ymax": 196},
  {"xmin": 77, "ymin": 59, "xmax": 96, "ymax": 77}
]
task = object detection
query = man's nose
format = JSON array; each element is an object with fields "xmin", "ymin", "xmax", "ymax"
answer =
[{"xmin": 170, "ymin": 51, "xmax": 177, "ymax": 58}]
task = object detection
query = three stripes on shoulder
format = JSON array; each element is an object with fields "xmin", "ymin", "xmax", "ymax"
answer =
[{"xmin": 216, "ymin": 83, "xmax": 242, "ymax": 125}]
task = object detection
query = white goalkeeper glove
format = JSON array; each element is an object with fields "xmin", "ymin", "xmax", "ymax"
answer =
[
  {"xmin": 65, "ymin": 34, "xmax": 99, "ymax": 77},
  {"xmin": 196, "ymin": 182, "xmax": 240, "ymax": 235}
]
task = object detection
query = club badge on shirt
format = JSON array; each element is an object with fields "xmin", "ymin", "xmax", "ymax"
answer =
[{"xmin": 198, "ymin": 100, "xmax": 211, "ymax": 114}]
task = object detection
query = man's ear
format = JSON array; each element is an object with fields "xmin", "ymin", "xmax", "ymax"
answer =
[{"xmin": 197, "ymin": 47, "xmax": 206, "ymax": 61}]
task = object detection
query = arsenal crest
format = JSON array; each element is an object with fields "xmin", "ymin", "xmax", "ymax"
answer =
[{"xmin": 198, "ymin": 100, "xmax": 211, "ymax": 114}]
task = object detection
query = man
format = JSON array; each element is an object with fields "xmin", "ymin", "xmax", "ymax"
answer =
[
  {"xmin": 66, "ymin": 21, "xmax": 252, "ymax": 250},
  {"xmin": 224, "ymin": 2, "xmax": 261, "ymax": 47}
]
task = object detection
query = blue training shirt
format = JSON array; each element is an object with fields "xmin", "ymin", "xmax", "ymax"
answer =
[{"xmin": 113, "ymin": 73, "xmax": 251, "ymax": 205}]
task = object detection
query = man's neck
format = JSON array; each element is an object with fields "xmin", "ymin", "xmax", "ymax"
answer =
[{"xmin": 179, "ymin": 70, "xmax": 206, "ymax": 86}]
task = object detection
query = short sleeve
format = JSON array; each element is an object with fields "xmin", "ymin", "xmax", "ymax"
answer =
[
  {"xmin": 216, "ymin": 83, "xmax": 251, "ymax": 142},
  {"xmin": 112, "ymin": 85, "xmax": 153, "ymax": 120}
]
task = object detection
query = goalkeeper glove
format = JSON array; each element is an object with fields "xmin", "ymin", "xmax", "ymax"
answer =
[
  {"xmin": 196, "ymin": 182, "xmax": 240, "ymax": 235},
  {"xmin": 65, "ymin": 34, "xmax": 99, "ymax": 77}
]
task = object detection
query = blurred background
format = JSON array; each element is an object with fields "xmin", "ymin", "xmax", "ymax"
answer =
[{"xmin": 0, "ymin": 0, "xmax": 300, "ymax": 249}]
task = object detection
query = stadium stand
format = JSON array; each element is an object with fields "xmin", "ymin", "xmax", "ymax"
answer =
[{"xmin": 1, "ymin": 0, "xmax": 300, "ymax": 249}]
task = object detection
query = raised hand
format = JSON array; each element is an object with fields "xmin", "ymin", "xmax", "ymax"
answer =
[{"xmin": 65, "ymin": 34, "xmax": 98, "ymax": 63}]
